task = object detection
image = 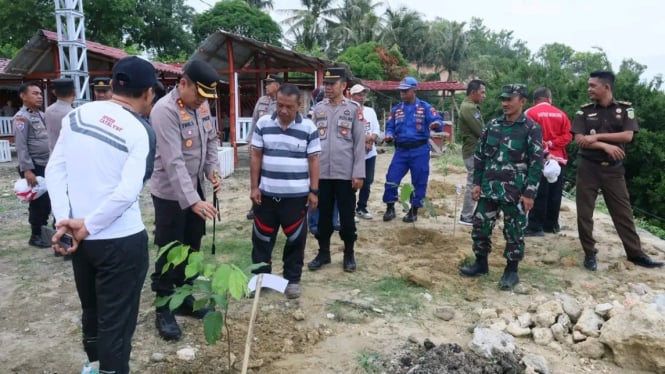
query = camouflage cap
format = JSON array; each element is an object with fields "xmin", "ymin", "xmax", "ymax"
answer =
[{"xmin": 499, "ymin": 84, "xmax": 527, "ymax": 98}]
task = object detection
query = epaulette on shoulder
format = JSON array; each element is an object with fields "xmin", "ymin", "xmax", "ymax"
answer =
[
  {"xmin": 347, "ymin": 99, "xmax": 359, "ymax": 107},
  {"xmin": 617, "ymin": 100, "xmax": 632, "ymax": 106},
  {"xmin": 580, "ymin": 103, "xmax": 593, "ymax": 108}
]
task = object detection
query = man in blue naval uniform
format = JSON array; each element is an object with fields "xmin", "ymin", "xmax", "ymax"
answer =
[{"xmin": 382, "ymin": 77, "xmax": 443, "ymax": 222}]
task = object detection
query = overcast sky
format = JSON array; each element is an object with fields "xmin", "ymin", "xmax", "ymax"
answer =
[{"xmin": 187, "ymin": 0, "xmax": 664, "ymax": 81}]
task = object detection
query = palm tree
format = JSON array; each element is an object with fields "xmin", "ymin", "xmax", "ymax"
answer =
[
  {"xmin": 380, "ymin": 6, "xmax": 429, "ymax": 70},
  {"xmin": 428, "ymin": 19, "xmax": 468, "ymax": 81},
  {"xmin": 326, "ymin": 0, "xmax": 383, "ymax": 57},
  {"xmin": 281, "ymin": 0, "xmax": 340, "ymax": 52}
]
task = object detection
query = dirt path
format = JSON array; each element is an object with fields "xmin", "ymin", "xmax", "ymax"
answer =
[{"xmin": 0, "ymin": 146, "xmax": 663, "ymax": 373}]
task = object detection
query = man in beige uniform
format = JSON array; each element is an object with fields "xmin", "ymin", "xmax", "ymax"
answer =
[
  {"xmin": 150, "ymin": 59, "xmax": 222, "ymax": 341},
  {"xmin": 92, "ymin": 77, "xmax": 113, "ymax": 101},
  {"xmin": 14, "ymin": 82, "xmax": 51, "ymax": 248},
  {"xmin": 246, "ymin": 74, "xmax": 282, "ymax": 219},
  {"xmin": 45, "ymin": 78, "xmax": 75, "ymax": 152},
  {"xmin": 307, "ymin": 67, "xmax": 365, "ymax": 272}
]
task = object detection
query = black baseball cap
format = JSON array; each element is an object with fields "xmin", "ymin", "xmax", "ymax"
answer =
[
  {"xmin": 112, "ymin": 57, "xmax": 157, "ymax": 89},
  {"xmin": 183, "ymin": 60, "xmax": 220, "ymax": 99},
  {"xmin": 92, "ymin": 77, "xmax": 111, "ymax": 90},
  {"xmin": 264, "ymin": 74, "xmax": 283, "ymax": 84},
  {"xmin": 322, "ymin": 67, "xmax": 346, "ymax": 83}
]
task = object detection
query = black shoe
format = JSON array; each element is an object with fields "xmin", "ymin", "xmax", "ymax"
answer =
[
  {"xmin": 383, "ymin": 206, "xmax": 396, "ymax": 222},
  {"xmin": 499, "ymin": 270, "xmax": 520, "ymax": 290},
  {"xmin": 460, "ymin": 261, "xmax": 488, "ymax": 277},
  {"xmin": 583, "ymin": 253, "xmax": 597, "ymax": 271},
  {"xmin": 343, "ymin": 254, "xmax": 356, "ymax": 272},
  {"xmin": 155, "ymin": 307, "xmax": 182, "ymax": 341},
  {"xmin": 403, "ymin": 208, "xmax": 418, "ymax": 223},
  {"xmin": 246, "ymin": 208, "xmax": 254, "ymax": 220},
  {"xmin": 543, "ymin": 224, "xmax": 560, "ymax": 234},
  {"xmin": 28, "ymin": 234, "xmax": 50, "ymax": 248},
  {"xmin": 175, "ymin": 295, "xmax": 212, "ymax": 319},
  {"xmin": 627, "ymin": 255, "xmax": 664, "ymax": 268},
  {"xmin": 307, "ymin": 253, "xmax": 331, "ymax": 271},
  {"xmin": 524, "ymin": 228, "xmax": 545, "ymax": 237}
]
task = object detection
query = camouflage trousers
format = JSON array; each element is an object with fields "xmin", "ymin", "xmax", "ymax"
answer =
[{"xmin": 471, "ymin": 198, "xmax": 527, "ymax": 261}]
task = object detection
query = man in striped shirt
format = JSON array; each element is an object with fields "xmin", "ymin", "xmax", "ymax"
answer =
[{"xmin": 250, "ymin": 83, "xmax": 320, "ymax": 299}]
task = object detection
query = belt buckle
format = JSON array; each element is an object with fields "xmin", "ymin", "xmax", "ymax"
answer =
[{"xmin": 600, "ymin": 161, "xmax": 609, "ymax": 167}]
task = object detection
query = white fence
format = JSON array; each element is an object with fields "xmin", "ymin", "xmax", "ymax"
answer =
[
  {"xmin": 0, "ymin": 140, "xmax": 10, "ymax": 162},
  {"xmin": 0, "ymin": 116, "xmax": 12, "ymax": 137},
  {"xmin": 212, "ymin": 116, "xmax": 252, "ymax": 144}
]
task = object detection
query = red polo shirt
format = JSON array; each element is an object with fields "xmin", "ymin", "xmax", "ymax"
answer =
[{"xmin": 525, "ymin": 101, "xmax": 572, "ymax": 165}]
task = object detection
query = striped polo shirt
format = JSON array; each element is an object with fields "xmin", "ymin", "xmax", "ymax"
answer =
[{"xmin": 252, "ymin": 113, "xmax": 320, "ymax": 197}]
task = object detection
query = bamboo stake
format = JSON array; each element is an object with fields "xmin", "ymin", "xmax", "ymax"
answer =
[{"xmin": 241, "ymin": 273, "xmax": 263, "ymax": 374}]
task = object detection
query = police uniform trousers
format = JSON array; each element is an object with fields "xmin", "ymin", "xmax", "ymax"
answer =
[
  {"xmin": 527, "ymin": 171, "xmax": 564, "ymax": 232},
  {"xmin": 472, "ymin": 199, "xmax": 526, "ymax": 261},
  {"xmin": 150, "ymin": 184, "xmax": 206, "ymax": 297},
  {"xmin": 317, "ymin": 179, "xmax": 357, "ymax": 248},
  {"xmin": 357, "ymin": 155, "xmax": 376, "ymax": 211},
  {"xmin": 252, "ymin": 195, "xmax": 308, "ymax": 283},
  {"xmin": 575, "ymin": 157, "xmax": 644, "ymax": 258},
  {"xmin": 71, "ymin": 230, "xmax": 148, "ymax": 374},
  {"xmin": 383, "ymin": 143, "xmax": 430, "ymax": 208},
  {"xmin": 18, "ymin": 164, "xmax": 51, "ymax": 236}
]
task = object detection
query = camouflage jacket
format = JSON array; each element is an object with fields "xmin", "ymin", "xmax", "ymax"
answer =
[{"xmin": 473, "ymin": 113, "xmax": 543, "ymax": 203}]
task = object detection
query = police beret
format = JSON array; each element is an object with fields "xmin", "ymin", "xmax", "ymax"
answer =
[
  {"xmin": 184, "ymin": 60, "xmax": 220, "ymax": 99},
  {"xmin": 52, "ymin": 78, "xmax": 74, "ymax": 90},
  {"xmin": 112, "ymin": 56, "xmax": 157, "ymax": 90},
  {"xmin": 92, "ymin": 77, "xmax": 111, "ymax": 90},
  {"xmin": 264, "ymin": 74, "xmax": 283, "ymax": 84},
  {"xmin": 499, "ymin": 83, "xmax": 527, "ymax": 98},
  {"xmin": 322, "ymin": 67, "xmax": 346, "ymax": 83}
]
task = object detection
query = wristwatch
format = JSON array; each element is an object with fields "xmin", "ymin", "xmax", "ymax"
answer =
[{"xmin": 309, "ymin": 188, "xmax": 319, "ymax": 196}]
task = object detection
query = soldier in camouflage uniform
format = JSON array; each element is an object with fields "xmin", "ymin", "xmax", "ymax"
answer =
[{"xmin": 460, "ymin": 84, "xmax": 543, "ymax": 290}]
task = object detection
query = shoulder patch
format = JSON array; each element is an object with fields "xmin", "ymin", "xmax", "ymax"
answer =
[
  {"xmin": 626, "ymin": 107, "xmax": 635, "ymax": 119},
  {"xmin": 617, "ymin": 100, "xmax": 632, "ymax": 106},
  {"xmin": 580, "ymin": 103, "xmax": 593, "ymax": 108},
  {"xmin": 575, "ymin": 110, "xmax": 584, "ymax": 116}
]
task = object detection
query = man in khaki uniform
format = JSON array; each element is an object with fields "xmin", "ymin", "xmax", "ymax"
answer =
[
  {"xmin": 92, "ymin": 77, "xmax": 112, "ymax": 101},
  {"xmin": 45, "ymin": 78, "xmax": 75, "ymax": 152},
  {"xmin": 14, "ymin": 82, "xmax": 51, "ymax": 248},
  {"xmin": 149, "ymin": 59, "xmax": 222, "ymax": 341},
  {"xmin": 246, "ymin": 74, "xmax": 282, "ymax": 219},
  {"xmin": 307, "ymin": 67, "xmax": 365, "ymax": 272}
]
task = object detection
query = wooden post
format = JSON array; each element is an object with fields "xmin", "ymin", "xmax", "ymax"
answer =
[{"xmin": 227, "ymin": 40, "xmax": 237, "ymax": 167}]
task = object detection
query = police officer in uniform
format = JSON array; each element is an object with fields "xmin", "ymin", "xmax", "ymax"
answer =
[
  {"xmin": 92, "ymin": 77, "xmax": 112, "ymax": 101},
  {"xmin": 150, "ymin": 60, "xmax": 222, "ymax": 341},
  {"xmin": 572, "ymin": 70, "xmax": 663, "ymax": 270},
  {"xmin": 45, "ymin": 78, "xmax": 75, "ymax": 152},
  {"xmin": 246, "ymin": 74, "xmax": 282, "ymax": 220},
  {"xmin": 460, "ymin": 84, "xmax": 543, "ymax": 290},
  {"xmin": 383, "ymin": 77, "xmax": 443, "ymax": 222},
  {"xmin": 307, "ymin": 67, "xmax": 365, "ymax": 272},
  {"xmin": 14, "ymin": 82, "xmax": 51, "ymax": 248}
]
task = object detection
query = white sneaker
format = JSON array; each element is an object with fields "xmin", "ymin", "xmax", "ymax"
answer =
[
  {"xmin": 458, "ymin": 216, "xmax": 473, "ymax": 226},
  {"xmin": 356, "ymin": 208, "xmax": 373, "ymax": 220},
  {"xmin": 354, "ymin": 216, "xmax": 360, "ymax": 223}
]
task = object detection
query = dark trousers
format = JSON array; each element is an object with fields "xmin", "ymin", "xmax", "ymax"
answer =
[
  {"xmin": 357, "ymin": 156, "xmax": 376, "ymax": 210},
  {"xmin": 150, "ymin": 193, "xmax": 205, "ymax": 297},
  {"xmin": 252, "ymin": 195, "xmax": 308, "ymax": 283},
  {"xmin": 71, "ymin": 230, "xmax": 148, "ymax": 374},
  {"xmin": 575, "ymin": 158, "xmax": 643, "ymax": 258},
  {"xmin": 18, "ymin": 164, "xmax": 51, "ymax": 235},
  {"xmin": 527, "ymin": 170, "xmax": 564, "ymax": 231},
  {"xmin": 318, "ymin": 179, "xmax": 357, "ymax": 248}
]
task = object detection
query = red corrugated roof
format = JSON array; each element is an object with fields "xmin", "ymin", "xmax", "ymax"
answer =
[
  {"xmin": 362, "ymin": 79, "xmax": 465, "ymax": 91},
  {"xmin": 41, "ymin": 30, "xmax": 182, "ymax": 75}
]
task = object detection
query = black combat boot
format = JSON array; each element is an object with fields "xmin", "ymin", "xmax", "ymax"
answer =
[
  {"xmin": 383, "ymin": 203, "xmax": 396, "ymax": 222},
  {"xmin": 308, "ymin": 239, "xmax": 331, "ymax": 270},
  {"xmin": 403, "ymin": 207, "xmax": 418, "ymax": 222},
  {"xmin": 175, "ymin": 295, "xmax": 213, "ymax": 319},
  {"xmin": 499, "ymin": 260, "xmax": 520, "ymax": 290},
  {"xmin": 343, "ymin": 241, "xmax": 356, "ymax": 272},
  {"xmin": 460, "ymin": 255, "xmax": 489, "ymax": 277},
  {"xmin": 155, "ymin": 306, "xmax": 182, "ymax": 341}
]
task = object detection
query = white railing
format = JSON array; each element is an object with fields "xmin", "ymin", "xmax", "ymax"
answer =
[
  {"xmin": 0, "ymin": 116, "xmax": 12, "ymax": 137},
  {"xmin": 0, "ymin": 140, "xmax": 10, "ymax": 162},
  {"xmin": 211, "ymin": 116, "xmax": 252, "ymax": 144}
]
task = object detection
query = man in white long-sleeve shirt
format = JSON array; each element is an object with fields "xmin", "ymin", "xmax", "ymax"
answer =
[{"xmin": 46, "ymin": 56, "xmax": 157, "ymax": 374}]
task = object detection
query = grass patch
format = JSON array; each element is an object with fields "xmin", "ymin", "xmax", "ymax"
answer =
[
  {"xmin": 365, "ymin": 276, "xmax": 426, "ymax": 315},
  {"xmin": 357, "ymin": 350, "xmax": 382, "ymax": 373},
  {"xmin": 519, "ymin": 266, "xmax": 566, "ymax": 292}
]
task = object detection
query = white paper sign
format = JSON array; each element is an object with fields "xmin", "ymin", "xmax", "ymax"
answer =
[{"xmin": 247, "ymin": 274, "xmax": 288, "ymax": 293}]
